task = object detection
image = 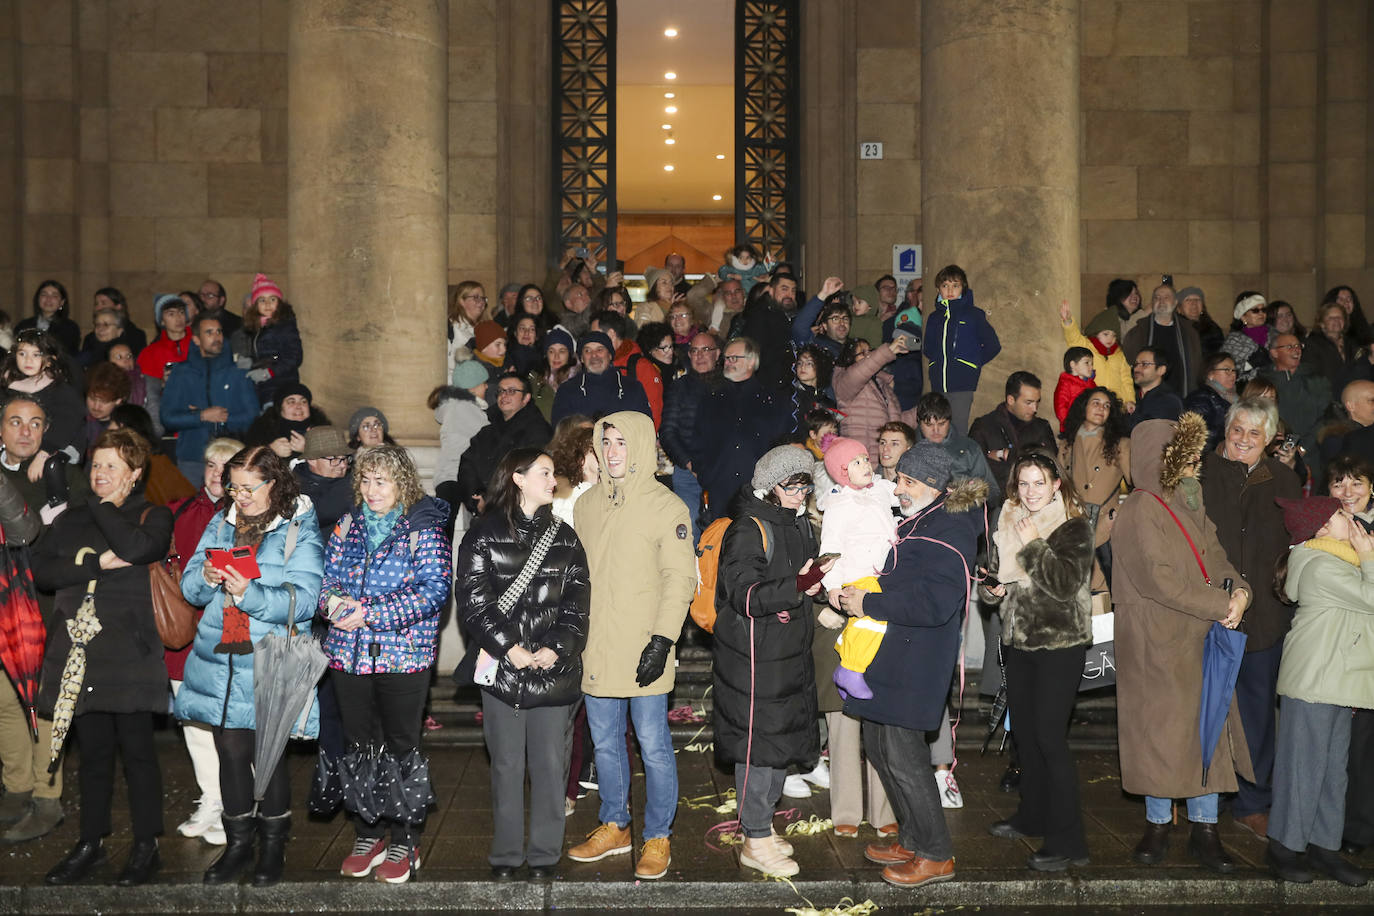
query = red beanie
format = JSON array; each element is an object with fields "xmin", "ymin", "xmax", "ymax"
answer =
[
  {"xmin": 473, "ymin": 320, "xmax": 504, "ymax": 353},
  {"xmin": 250, "ymin": 273, "xmax": 283, "ymax": 304},
  {"xmin": 823, "ymin": 436, "xmax": 868, "ymax": 488},
  {"xmin": 1276, "ymin": 495, "xmax": 1343, "ymax": 545}
]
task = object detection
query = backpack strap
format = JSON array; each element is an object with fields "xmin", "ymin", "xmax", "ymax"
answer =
[
  {"xmin": 752, "ymin": 517, "xmax": 773, "ymax": 564},
  {"xmin": 282, "ymin": 516, "xmax": 302, "ymax": 564}
]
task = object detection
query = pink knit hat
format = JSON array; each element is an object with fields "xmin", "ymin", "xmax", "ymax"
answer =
[
  {"xmin": 250, "ymin": 273, "xmax": 283, "ymax": 304},
  {"xmin": 823, "ymin": 436, "xmax": 868, "ymax": 488}
]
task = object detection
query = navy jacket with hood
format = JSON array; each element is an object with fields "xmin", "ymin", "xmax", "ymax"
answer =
[{"xmin": 922, "ymin": 288, "xmax": 1001, "ymax": 394}]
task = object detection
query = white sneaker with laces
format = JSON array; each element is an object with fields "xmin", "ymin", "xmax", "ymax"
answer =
[
  {"xmin": 936, "ymin": 770, "xmax": 963, "ymax": 809},
  {"xmin": 177, "ymin": 797, "xmax": 223, "ymax": 839},
  {"xmin": 801, "ymin": 759, "xmax": 830, "ymax": 790},
  {"xmin": 781, "ymin": 773, "xmax": 811, "ymax": 799}
]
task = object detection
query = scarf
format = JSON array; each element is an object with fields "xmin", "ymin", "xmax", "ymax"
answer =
[
  {"xmin": 363, "ymin": 504, "xmax": 402, "ymax": 554},
  {"xmin": 992, "ymin": 491, "xmax": 1069, "ymax": 588},
  {"xmin": 1207, "ymin": 378, "xmax": 1237, "ymax": 404},
  {"xmin": 215, "ymin": 509, "xmax": 280, "ymax": 654},
  {"xmin": 1303, "ymin": 536, "xmax": 1361, "ymax": 567},
  {"xmin": 1242, "ymin": 324, "xmax": 1269, "ymax": 348},
  {"xmin": 1088, "ymin": 336, "xmax": 1119, "ymax": 357}
]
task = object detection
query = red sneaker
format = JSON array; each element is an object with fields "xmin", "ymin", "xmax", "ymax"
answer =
[
  {"xmin": 340, "ymin": 837, "xmax": 388, "ymax": 877},
  {"xmin": 374, "ymin": 844, "xmax": 419, "ymax": 884}
]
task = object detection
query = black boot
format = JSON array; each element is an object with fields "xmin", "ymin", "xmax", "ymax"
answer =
[
  {"xmin": 1308, "ymin": 844, "xmax": 1368, "ymax": 887},
  {"xmin": 115, "ymin": 838, "xmax": 160, "ymax": 886},
  {"xmin": 252, "ymin": 813, "xmax": 290, "ymax": 887},
  {"xmin": 1187, "ymin": 822, "xmax": 1235, "ymax": 873},
  {"xmin": 45, "ymin": 839, "xmax": 106, "ymax": 885},
  {"xmin": 1266, "ymin": 838, "xmax": 1314, "ymax": 883},
  {"xmin": 203, "ymin": 814, "xmax": 255, "ymax": 885},
  {"xmin": 1131, "ymin": 822, "xmax": 1171, "ymax": 865}
]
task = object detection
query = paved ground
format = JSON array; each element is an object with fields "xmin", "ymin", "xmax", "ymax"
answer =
[{"xmin": 0, "ymin": 717, "xmax": 1371, "ymax": 913}]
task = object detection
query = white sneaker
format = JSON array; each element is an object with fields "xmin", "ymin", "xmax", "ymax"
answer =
[
  {"xmin": 201, "ymin": 819, "xmax": 226, "ymax": 845},
  {"xmin": 936, "ymin": 770, "xmax": 963, "ymax": 809},
  {"xmin": 177, "ymin": 797, "xmax": 224, "ymax": 839},
  {"xmin": 781, "ymin": 774, "xmax": 811, "ymax": 799},
  {"xmin": 801, "ymin": 759, "xmax": 830, "ymax": 790}
]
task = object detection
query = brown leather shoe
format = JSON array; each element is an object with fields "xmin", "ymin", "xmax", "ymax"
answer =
[
  {"xmin": 1234, "ymin": 812, "xmax": 1269, "ymax": 840},
  {"xmin": 568, "ymin": 823, "xmax": 631, "ymax": 862},
  {"xmin": 833, "ymin": 824, "xmax": 859, "ymax": 838},
  {"xmin": 874, "ymin": 822, "xmax": 899, "ymax": 837},
  {"xmin": 882, "ymin": 856, "xmax": 955, "ymax": 887},
  {"xmin": 864, "ymin": 841, "xmax": 916, "ymax": 865}
]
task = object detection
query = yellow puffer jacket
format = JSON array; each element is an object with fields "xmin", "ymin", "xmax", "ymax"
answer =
[{"xmin": 1062, "ymin": 320, "xmax": 1134, "ymax": 407}]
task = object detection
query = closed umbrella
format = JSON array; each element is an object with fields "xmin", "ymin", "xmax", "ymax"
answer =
[
  {"xmin": 0, "ymin": 539, "xmax": 45, "ymax": 740},
  {"xmin": 1199, "ymin": 620, "xmax": 1247, "ymax": 787},
  {"xmin": 251, "ymin": 617, "xmax": 328, "ymax": 801},
  {"xmin": 47, "ymin": 580, "xmax": 101, "ymax": 773}
]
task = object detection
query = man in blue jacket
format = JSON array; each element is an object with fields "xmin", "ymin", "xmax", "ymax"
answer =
[
  {"xmin": 161, "ymin": 314, "xmax": 260, "ymax": 482},
  {"xmin": 550, "ymin": 331, "xmax": 651, "ymax": 426},
  {"xmin": 837, "ymin": 441, "xmax": 987, "ymax": 889},
  {"xmin": 922, "ymin": 264, "xmax": 1001, "ymax": 435}
]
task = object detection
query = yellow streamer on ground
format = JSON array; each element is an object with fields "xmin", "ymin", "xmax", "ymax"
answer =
[
  {"xmin": 680, "ymin": 788, "xmax": 738, "ymax": 814},
  {"xmin": 783, "ymin": 899, "xmax": 879, "ymax": 916},
  {"xmin": 783, "ymin": 814, "xmax": 833, "ymax": 836}
]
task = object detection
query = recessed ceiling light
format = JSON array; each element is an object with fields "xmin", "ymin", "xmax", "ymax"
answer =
[
  {"xmin": 712, "ymin": 194, "xmax": 722, "ymax": 201},
  {"xmin": 715, "ymin": 154, "xmax": 725, "ymax": 160},
  {"xmin": 664, "ymin": 92, "xmax": 675, "ymax": 99},
  {"xmin": 665, "ymin": 138, "xmax": 675, "ymax": 145},
  {"xmin": 664, "ymin": 27, "xmax": 678, "ymax": 37},
  {"xmin": 664, "ymin": 71, "xmax": 677, "ymax": 80},
  {"xmin": 662, "ymin": 123, "xmax": 672, "ymax": 130},
  {"xmin": 664, "ymin": 164, "xmax": 674, "ymax": 171},
  {"xmin": 665, "ymin": 106, "xmax": 677, "ymax": 114}
]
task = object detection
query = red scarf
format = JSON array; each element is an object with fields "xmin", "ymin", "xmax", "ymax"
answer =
[{"xmin": 1088, "ymin": 336, "xmax": 1118, "ymax": 357}]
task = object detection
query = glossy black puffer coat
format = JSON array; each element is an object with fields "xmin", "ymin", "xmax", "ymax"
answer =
[{"xmin": 456, "ymin": 506, "xmax": 591, "ymax": 709}]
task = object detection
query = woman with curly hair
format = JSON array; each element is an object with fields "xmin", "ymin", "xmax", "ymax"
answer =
[
  {"xmin": 231, "ymin": 273, "xmax": 303, "ymax": 408},
  {"xmin": 1059, "ymin": 387, "xmax": 1130, "ymax": 583},
  {"xmin": 319, "ymin": 445, "xmax": 451, "ymax": 884}
]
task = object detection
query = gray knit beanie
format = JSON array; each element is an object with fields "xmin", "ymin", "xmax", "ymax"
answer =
[
  {"xmin": 751, "ymin": 445, "xmax": 815, "ymax": 493},
  {"xmin": 896, "ymin": 440, "xmax": 952, "ymax": 491}
]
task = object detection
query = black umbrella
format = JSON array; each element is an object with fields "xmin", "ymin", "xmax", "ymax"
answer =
[
  {"xmin": 308, "ymin": 749, "xmax": 344, "ymax": 816},
  {"xmin": 338, "ymin": 746, "xmax": 384, "ymax": 823}
]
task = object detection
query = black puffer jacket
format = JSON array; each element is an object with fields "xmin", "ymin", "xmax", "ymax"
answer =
[
  {"xmin": 455, "ymin": 402, "xmax": 553, "ymax": 514},
  {"xmin": 1182, "ymin": 383, "xmax": 1233, "ymax": 454},
  {"xmin": 456, "ymin": 506, "xmax": 590, "ymax": 709},
  {"xmin": 711, "ymin": 492, "xmax": 819, "ymax": 770}
]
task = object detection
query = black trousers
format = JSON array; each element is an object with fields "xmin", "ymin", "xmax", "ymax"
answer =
[
  {"xmin": 862, "ymin": 717, "xmax": 953, "ymax": 861},
  {"xmin": 215, "ymin": 726, "xmax": 289, "ymax": 818},
  {"xmin": 74, "ymin": 710, "xmax": 163, "ymax": 842},
  {"xmin": 1232, "ymin": 642, "xmax": 1283, "ymax": 818},
  {"xmin": 332, "ymin": 669, "xmax": 430, "ymax": 842},
  {"xmin": 1347, "ymin": 708, "xmax": 1374, "ymax": 846},
  {"xmin": 1003, "ymin": 643, "xmax": 1089, "ymax": 859}
]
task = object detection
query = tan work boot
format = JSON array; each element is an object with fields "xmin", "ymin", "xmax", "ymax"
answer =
[
  {"xmin": 635, "ymin": 837, "xmax": 671, "ymax": 880},
  {"xmin": 568, "ymin": 822, "xmax": 631, "ymax": 862},
  {"xmin": 2, "ymin": 797, "xmax": 63, "ymax": 844}
]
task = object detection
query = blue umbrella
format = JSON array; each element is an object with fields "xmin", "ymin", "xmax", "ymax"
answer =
[{"xmin": 1199, "ymin": 621, "xmax": 1247, "ymax": 787}]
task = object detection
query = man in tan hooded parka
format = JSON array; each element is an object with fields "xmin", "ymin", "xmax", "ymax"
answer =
[
  {"xmin": 568, "ymin": 411, "xmax": 695, "ymax": 880},
  {"xmin": 1112, "ymin": 413, "xmax": 1254, "ymax": 874}
]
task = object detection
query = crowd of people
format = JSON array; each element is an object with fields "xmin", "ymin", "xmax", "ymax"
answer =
[{"xmin": 0, "ymin": 252, "xmax": 1369, "ymax": 893}]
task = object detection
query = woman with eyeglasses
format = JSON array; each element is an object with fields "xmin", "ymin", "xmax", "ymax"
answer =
[
  {"xmin": 1183, "ymin": 354, "xmax": 1240, "ymax": 453},
  {"xmin": 666, "ymin": 302, "xmax": 699, "ymax": 365},
  {"xmin": 514, "ymin": 284, "xmax": 557, "ymax": 336},
  {"xmin": 447, "ymin": 281, "xmax": 488, "ymax": 375},
  {"xmin": 175, "ymin": 446, "xmax": 323, "ymax": 887},
  {"xmin": 712, "ymin": 445, "xmax": 828, "ymax": 878},
  {"xmin": 636, "ymin": 321, "xmax": 680, "ymax": 392},
  {"xmin": 348, "ymin": 407, "xmax": 396, "ymax": 454},
  {"xmin": 80, "ymin": 307, "xmax": 132, "ymax": 368}
]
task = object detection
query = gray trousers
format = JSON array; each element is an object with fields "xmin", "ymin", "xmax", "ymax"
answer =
[
  {"xmin": 481, "ymin": 693, "xmax": 575, "ymax": 868},
  {"xmin": 734, "ymin": 764, "xmax": 787, "ymax": 838},
  {"xmin": 1269, "ymin": 695, "xmax": 1351, "ymax": 852},
  {"xmin": 863, "ymin": 718, "xmax": 953, "ymax": 861},
  {"xmin": 945, "ymin": 390, "xmax": 976, "ymax": 437}
]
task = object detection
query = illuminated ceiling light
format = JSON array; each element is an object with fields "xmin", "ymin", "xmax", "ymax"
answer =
[
  {"xmin": 715, "ymin": 153, "xmax": 725, "ymax": 160},
  {"xmin": 664, "ymin": 92, "xmax": 676, "ymax": 99},
  {"xmin": 665, "ymin": 105, "xmax": 677, "ymax": 114},
  {"xmin": 712, "ymin": 194, "xmax": 722, "ymax": 201},
  {"xmin": 662, "ymin": 123, "xmax": 672, "ymax": 130},
  {"xmin": 664, "ymin": 71, "xmax": 677, "ymax": 80},
  {"xmin": 664, "ymin": 164, "xmax": 675, "ymax": 171},
  {"xmin": 665, "ymin": 138, "xmax": 676, "ymax": 145},
  {"xmin": 664, "ymin": 27, "xmax": 679, "ymax": 37}
]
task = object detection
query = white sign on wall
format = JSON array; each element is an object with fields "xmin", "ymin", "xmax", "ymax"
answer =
[
  {"xmin": 860, "ymin": 142, "xmax": 884, "ymax": 159},
  {"xmin": 893, "ymin": 244, "xmax": 922, "ymax": 286}
]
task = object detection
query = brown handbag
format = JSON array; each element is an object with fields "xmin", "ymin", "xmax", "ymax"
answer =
[{"xmin": 143, "ymin": 506, "xmax": 197, "ymax": 650}]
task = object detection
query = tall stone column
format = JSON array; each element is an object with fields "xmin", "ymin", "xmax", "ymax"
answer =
[
  {"xmin": 921, "ymin": 0, "xmax": 1080, "ymax": 420},
  {"xmin": 287, "ymin": 0, "xmax": 447, "ymax": 441}
]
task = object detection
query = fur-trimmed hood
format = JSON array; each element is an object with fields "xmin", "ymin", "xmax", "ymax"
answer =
[
  {"xmin": 945, "ymin": 476, "xmax": 989, "ymax": 514},
  {"xmin": 1131, "ymin": 412, "xmax": 1208, "ymax": 496}
]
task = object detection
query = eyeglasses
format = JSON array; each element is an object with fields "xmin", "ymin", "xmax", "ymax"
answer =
[
  {"xmin": 497, "ymin": 386, "xmax": 526, "ymax": 396},
  {"xmin": 226, "ymin": 480, "xmax": 270, "ymax": 498},
  {"xmin": 1213, "ymin": 367, "xmax": 1238, "ymax": 374},
  {"xmin": 1275, "ymin": 343, "xmax": 1303, "ymax": 351},
  {"xmin": 723, "ymin": 354, "xmax": 749, "ymax": 363},
  {"xmin": 359, "ymin": 420, "xmax": 383, "ymax": 431},
  {"xmin": 1133, "ymin": 361, "xmax": 1157, "ymax": 368},
  {"xmin": 688, "ymin": 346, "xmax": 718, "ymax": 355},
  {"xmin": 463, "ymin": 293, "xmax": 487, "ymax": 301},
  {"xmin": 651, "ymin": 343, "xmax": 674, "ymax": 353},
  {"xmin": 780, "ymin": 483, "xmax": 814, "ymax": 495},
  {"xmin": 322, "ymin": 456, "xmax": 349, "ymax": 466},
  {"xmin": 522, "ymin": 295, "xmax": 543, "ymax": 302}
]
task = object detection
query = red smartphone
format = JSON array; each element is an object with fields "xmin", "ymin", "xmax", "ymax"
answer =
[{"xmin": 205, "ymin": 545, "xmax": 261, "ymax": 580}]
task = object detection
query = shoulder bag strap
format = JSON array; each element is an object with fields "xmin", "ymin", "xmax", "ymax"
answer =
[
  {"xmin": 1146, "ymin": 491, "xmax": 1209, "ymax": 585},
  {"xmin": 496, "ymin": 519, "xmax": 560, "ymax": 615}
]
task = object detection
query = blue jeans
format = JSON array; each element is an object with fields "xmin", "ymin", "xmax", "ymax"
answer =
[
  {"xmin": 1146, "ymin": 793, "xmax": 1218, "ymax": 825},
  {"xmin": 584, "ymin": 693, "xmax": 678, "ymax": 839},
  {"xmin": 671, "ymin": 466, "xmax": 703, "ymax": 543},
  {"xmin": 178, "ymin": 459, "xmax": 205, "ymax": 488}
]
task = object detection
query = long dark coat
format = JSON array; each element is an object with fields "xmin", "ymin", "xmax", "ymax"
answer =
[
  {"xmin": 1112, "ymin": 417, "xmax": 1254, "ymax": 798},
  {"xmin": 712, "ymin": 492, "xmax": 819, "ymax": 769},
  {"xmin": 34, "ymin": 494, "xmax": 173, "ymax": 716}
]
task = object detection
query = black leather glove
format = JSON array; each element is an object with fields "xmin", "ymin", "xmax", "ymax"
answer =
[
  {"xmin": 41, "ymin": 453, "xmax": 69, "ymax": 508},
  {"xmin": 634, "ymin": 635, "xmax": 675, "ymax": 687}
]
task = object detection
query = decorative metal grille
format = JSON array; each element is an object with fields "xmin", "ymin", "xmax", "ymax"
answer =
[
  {"xmin": 736, "ymin": 0, "xmax": 798, "ymax": 264},
  {"xmin": 552, "ymin": 0, "xmax": 616, "ymax": 267}
]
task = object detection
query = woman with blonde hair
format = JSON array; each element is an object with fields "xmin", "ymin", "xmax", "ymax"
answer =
[{"xmin": 448, "ymin": 281, "xmax": 488, "ymax": 374}]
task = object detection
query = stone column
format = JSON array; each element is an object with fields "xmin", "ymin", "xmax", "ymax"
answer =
[
  {"xmin": 921, "ymin": 0, "xmax": 1080, "ymax": 420},
  {"xmin": 287, "ymin": 0, "xmax": 447, "ymax": 441}
]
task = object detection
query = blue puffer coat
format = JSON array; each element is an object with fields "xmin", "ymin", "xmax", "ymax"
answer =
[
  {"xmin": 319, "ymin": 496, "xmax": 452, "ymax": 675},
  {"xmin": 174, "ymin": 496, "xmax": 324, "ymax": 733}
]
